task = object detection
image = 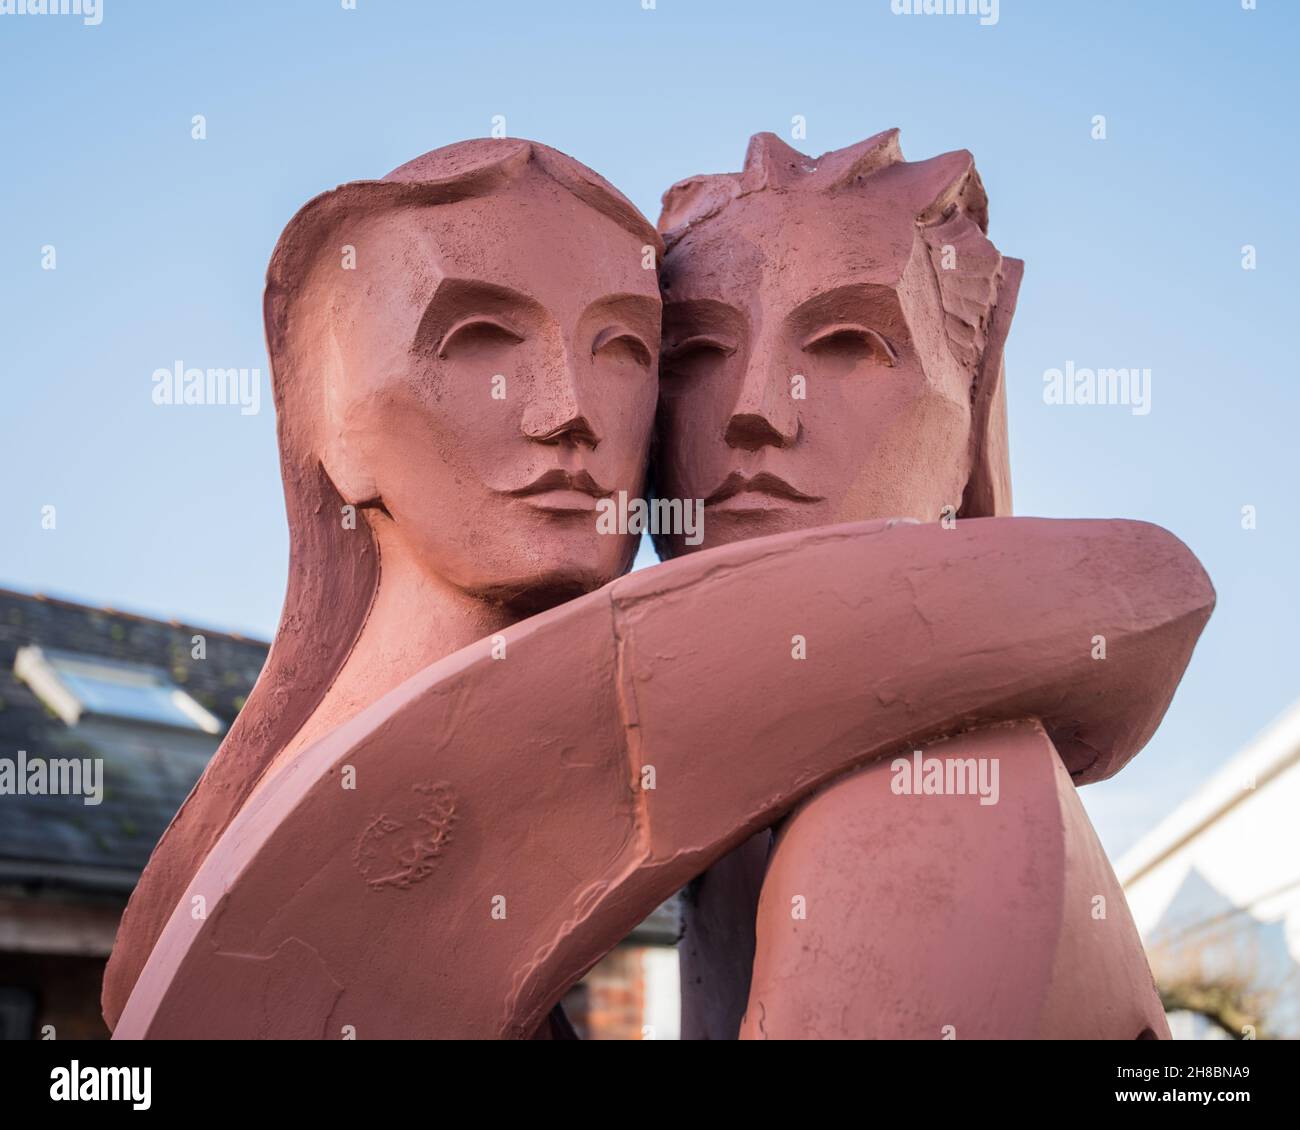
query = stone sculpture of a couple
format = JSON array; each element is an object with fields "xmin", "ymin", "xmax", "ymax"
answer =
[{"xmin": 104, "ymin": 134, "xmax": 1212, "ymax": 1040}]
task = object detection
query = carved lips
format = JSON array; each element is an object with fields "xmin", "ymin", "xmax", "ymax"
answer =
[
  {"xmin": 704, "ymin": 469, "xmax": 822, "ymax": 514},
  {"xmin": 507, "ymin": 467, "xmax": 610, "ymax": 513}
]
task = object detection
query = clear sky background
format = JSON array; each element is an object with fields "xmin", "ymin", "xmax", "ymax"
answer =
[{"xmin": 1, "ymin": 0, "xmax": 1296, "ymax": 857}]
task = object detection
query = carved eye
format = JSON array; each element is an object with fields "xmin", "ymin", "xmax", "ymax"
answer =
[
  {"xmin": 662, "ymin": 335, "xmax": 735, "ymax": 378},
  {"xmin": 436, "ymin": 315, "xmax": 524, "ymax": 359},
  {"xmin": 801, "ymin": 323, "xmax": 896, "ymax": 368},
  {"xmin": 592, "ymin": 325, "xmax": 653, "ymax": 369}
]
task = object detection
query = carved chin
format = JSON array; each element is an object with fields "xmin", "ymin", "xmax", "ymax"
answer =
[{"xmin": 475, "ymin": 563, "xmax": 617, "ymax": 617}]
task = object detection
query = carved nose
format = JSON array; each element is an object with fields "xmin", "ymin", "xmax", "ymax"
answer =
[
  {"xmin": 525, "ymin": 411, "xmax": 599, "ymax": 449},
  {"xmin": 725, "ymin": 358, "xmax": 798, "ymax": 449},
  {"xmin": 725, "ymin": 411, "xmax": 794, "ymax": 451},
  {"xmin": 521, "ymin": 342, "xmax": 600, "ymax": 449}
]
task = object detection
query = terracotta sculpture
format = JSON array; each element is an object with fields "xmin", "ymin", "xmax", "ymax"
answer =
[
  {"xmin": 102, "ymin": 138, "xmax": 664, "ymax": 1034},
  {"xmin": 111, "ymin": 516, "xmax": 1207, "ymax": 1038},
  {"xmin": 654, "ymin": 131, "xmax": 1207, "ymax": 1038},
  {"xmin": 104, "ymin": 135, "xmax": 1213, "ymax": 1040}
]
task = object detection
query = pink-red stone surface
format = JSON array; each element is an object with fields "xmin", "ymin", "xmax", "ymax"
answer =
[
  {"xmin": 106, "ymin": 134, "xmax": 1213, "ymax": 1040},
  {"xmin": 114, "ymin": 517, "xmax": 1210, "ymax": 1038},
  {"xmin": 745, "ymin": 722, "xmax": 1170, "ymax": 1039},
  {"xmin": 102, "ymin": 139, "xmax": 663, "ymax": 1031},
  {"xmin": 655, "ymin": 132, "xmax": 1200, "ymax": 1039}
]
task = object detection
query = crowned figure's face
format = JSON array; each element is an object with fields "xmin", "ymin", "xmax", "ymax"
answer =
[{"xmin": 653, "ymin": 183, "xmax": 977, "ymax": 558}]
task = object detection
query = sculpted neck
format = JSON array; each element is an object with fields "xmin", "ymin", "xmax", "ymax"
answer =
[{"xmin": 273, "ymin": 518, "xmax": 516, "ymax": 769}]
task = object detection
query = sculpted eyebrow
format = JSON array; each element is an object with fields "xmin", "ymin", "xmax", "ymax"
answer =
[
  {"xmin": 786, "ymin": 283, "xmax": 900, "ymax": 326},
  {"xmin": 581, "ymin": 292, "xmax": 661, "ymax": 331},
  {"xmin": 410, "ymin": 278, "xmax": 543, "ymax": 353}
]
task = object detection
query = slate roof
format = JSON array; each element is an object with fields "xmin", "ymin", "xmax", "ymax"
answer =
[{"xmin": 0, "ymin": 589, "xmax": 268, "ymax": 895}]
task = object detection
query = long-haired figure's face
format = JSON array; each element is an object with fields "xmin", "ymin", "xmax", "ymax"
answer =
[
  {"xmin": 654, "ymin": 188, "xmax": 974, "ymax": 557},
  {"xmin": 322, "ymin": 176, "xmax": 660, "ymax": 608}
]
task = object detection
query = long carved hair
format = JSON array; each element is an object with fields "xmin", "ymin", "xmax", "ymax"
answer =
[
  {"xmin": 656, "ymin": 129, "xmax": 1021, "ymax": 518},
  {"xmin": 102, "ymin": 139, "xmax": 663, "ymax": 1028}
]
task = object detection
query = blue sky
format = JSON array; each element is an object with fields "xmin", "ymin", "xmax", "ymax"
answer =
[{"xmin": 1, "ymin": 0, "xmax": 1296, "ymax": 856}]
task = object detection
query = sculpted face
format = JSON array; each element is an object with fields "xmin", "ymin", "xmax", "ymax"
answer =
[
  {"xmin": 654, "ymin": 185, "xmax": 973, "ymax": 556},
  {"xmin": 324, "ymin": 174, "xmax": 660, "ymax": 607}
]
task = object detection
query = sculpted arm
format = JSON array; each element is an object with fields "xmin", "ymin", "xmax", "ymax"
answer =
[{"xmin": 115, "ymin": 516, "xmax": 1210, "ymax": 1038}]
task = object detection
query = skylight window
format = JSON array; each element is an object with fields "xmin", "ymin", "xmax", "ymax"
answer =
[{"xmin": 14, "ymin": 646, "xmax": 225, "ymax": 735}]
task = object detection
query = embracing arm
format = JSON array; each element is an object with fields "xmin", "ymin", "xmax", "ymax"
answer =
[{"xmin": 113, "ymin": 517, "xmax": 1211, "ymax": 1038}]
